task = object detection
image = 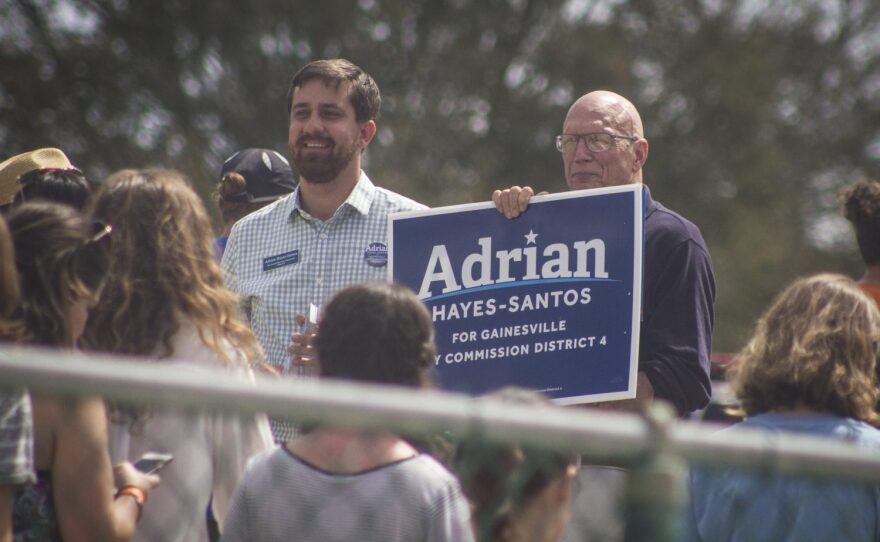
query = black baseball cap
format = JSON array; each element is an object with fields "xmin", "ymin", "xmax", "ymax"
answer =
[{"xmin": 220, "ymin": 148, "xmax": 297, "ymax": 203}]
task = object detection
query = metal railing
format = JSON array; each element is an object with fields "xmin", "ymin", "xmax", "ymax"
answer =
[{"xmin": 3, "ymin": 344, "xmax": 880, "ymax": 541}]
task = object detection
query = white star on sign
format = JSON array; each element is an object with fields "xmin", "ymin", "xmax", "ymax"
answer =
[{"xmin": 524, "ymin": 229, "xmax": 538, "ymax": 244}]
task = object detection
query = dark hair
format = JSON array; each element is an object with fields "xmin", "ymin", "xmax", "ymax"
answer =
[
  {"xmin": 454, "ymin": 388, "xmax": 578, "ymax": 542},
  {"xmin": 314, "ymin": 282, "xmax": 435, "ymax": 387},
  {"xmin": 6, "ymin": 201, "xmax": 110, "ymax": 346},
  {"xmin": 287, "ymin": 58, "xmax": 381, "ymax": 124},
  {"xmin": 213, "ymin": 172, "xmax": 266, "ymax": 231},
  {"xmin": 0, "ymin": 217, "xmax": 26, "ymax": 342},
  {"xmin": 841, "ymin": 179, "xmax": 880, "ymax": 265},
  {"xmin": 14, "ymin": 167, "xmax": 92, "ymax": 210}
]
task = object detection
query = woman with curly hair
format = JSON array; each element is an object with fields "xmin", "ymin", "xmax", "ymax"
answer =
[
  {"xmin": 81, "ymin": 169, "xmax": 273, "ymax": 542},
  {"xmin": 841, "ymin": 178, "xmax": 880, "ymax": 306},
  {"xmin": 687, "ymin": 273, "xmax": 880, "ymax": 541},
  {"xmin": 7, "ymin": 202, "xmax": 158, "ymax": 541}
]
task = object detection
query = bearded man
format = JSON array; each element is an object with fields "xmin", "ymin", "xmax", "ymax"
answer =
[{"xmin": 221, "ymin": 59, "xmax": 425, "ymax": 442}]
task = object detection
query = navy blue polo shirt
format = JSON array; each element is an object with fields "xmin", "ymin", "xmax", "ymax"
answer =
[{"xmin": 639, "ymin": 186, "xmax": 715, "ymax": 415}]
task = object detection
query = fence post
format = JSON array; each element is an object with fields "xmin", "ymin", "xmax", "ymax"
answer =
[{"xmin": 624, "ymin": 402, "xmax": 686, "ymax": 542}]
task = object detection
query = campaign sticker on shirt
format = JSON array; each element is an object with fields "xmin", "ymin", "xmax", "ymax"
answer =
[
  {"xmin": 263, "ymin": 250, "xmax": 299, "ymax": 272},
  {"xmin": 364, "ymin": 242, "xmax": 388, "ymax": 267}
]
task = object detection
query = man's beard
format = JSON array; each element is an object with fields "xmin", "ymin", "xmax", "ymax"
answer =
[{"xmin": 290, "ymin": 135, "xmax": 358, "ymax": 184}]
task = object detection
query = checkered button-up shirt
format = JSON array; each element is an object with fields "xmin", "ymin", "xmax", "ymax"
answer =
[{"xmin": 221, "ymin": 171, "xmax": 426, "ymax": 440}]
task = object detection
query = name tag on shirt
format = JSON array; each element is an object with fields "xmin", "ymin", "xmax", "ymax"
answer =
[{"xmin": 263, "ymin": 250, "xmax": 299, "ymax": 272}]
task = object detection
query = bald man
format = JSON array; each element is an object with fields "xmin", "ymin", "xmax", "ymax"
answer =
[{"xmin": 494, "ymin": 90, "xmax": 715, "ymax": 416}]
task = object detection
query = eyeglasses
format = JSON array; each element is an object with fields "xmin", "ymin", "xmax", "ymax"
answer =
[{"xmin": 555, "ymin": 133, "xmax": 638, "ymax": 153}]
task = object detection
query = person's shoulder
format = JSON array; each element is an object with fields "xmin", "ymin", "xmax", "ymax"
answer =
[
  {"xmin": 235, "ymin": 446, "xmax": 283, "ymax": 488},
  {"xmin": 736, "ymin": 413, "xmax": 880, "ymax": 444},
  {"xmin": 231, "ymin": 194, "xmax": 294, "ymax": 234},
  {"xmin": 163, "ymin": 321, "xmax": 247, "ymax": 369},
  {"xmin": 646, "ymin": 194, "xmax": 708, "ymax": 250},
  {"xmin": 839, "ymin": 419, "xmax": 880, "ymax": 447},
  {"xmin": 0, "ymin": 389, "xmax": 29, "ymax": 416},
  {"xmin": 397, "ymin": 454, "xmax": 460, "ymax": 489},
  {"xmin": 372, "ymin": 185, "xmax": 428, "ymax": 212},
  {"xmin": 647, "ymin": 196, "xmax": 702, "ymax": 237},
  {"xmin": 806, "ymin": 416, "xmax": 880, "ymax": 450},
  {"xmin": 410, "ymin": 453, "xmax": 454, "ymax": 473},
  {"xmin": 250, "ymin": 445, "xmax": 284, "ymax": 468},
  {"xmin": 405, "ymin": 455, "xmax": 470, "ymax": 514}
]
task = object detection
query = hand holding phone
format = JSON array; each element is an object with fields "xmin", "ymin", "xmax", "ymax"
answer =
[{"xmin": 133, "ymin": 452, "xmax": 173, "ymax": 475}]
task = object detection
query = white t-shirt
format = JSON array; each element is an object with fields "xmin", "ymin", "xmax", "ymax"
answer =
[{"xmin": 108, "ymin": 321, "xmax": 274, "ymax": 542}]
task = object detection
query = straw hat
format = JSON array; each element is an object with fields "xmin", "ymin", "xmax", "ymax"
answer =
[{"xmin": 0, "ymin": 148, "xmax": 73, "ymax": 205}]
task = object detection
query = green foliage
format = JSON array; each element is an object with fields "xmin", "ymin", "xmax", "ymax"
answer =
[{"xmin": 1, "ymin": 0, "xmax": 878, "ymax": 352}]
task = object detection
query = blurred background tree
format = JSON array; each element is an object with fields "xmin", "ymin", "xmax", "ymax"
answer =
[{"xmin": 2, "ymin": 0, "xmax": 879, "ymax": 352}]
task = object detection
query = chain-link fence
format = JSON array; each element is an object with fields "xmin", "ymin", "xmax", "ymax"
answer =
[{"xmin": 2, "ymin": 345, "xmax": 880, "ymax": 542}]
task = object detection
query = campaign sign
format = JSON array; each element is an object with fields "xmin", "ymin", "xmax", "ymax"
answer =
[{"xmin": 388, "ymin": 185, "xmax": 643, "ymax": 405}]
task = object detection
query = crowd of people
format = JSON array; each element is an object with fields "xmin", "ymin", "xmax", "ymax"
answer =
[{"xmin": 0, "ymin": 56, "xmax": 878, "ymax": 541}]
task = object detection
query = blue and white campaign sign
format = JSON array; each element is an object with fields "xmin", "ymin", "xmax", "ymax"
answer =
[{"xmin": 388, "ymin": 184, "xmax": 643, "ymax": 405}]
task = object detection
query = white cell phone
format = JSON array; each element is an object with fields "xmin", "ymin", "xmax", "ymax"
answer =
[{"xmin": 133, "ymin": 452, "xmax": 174, "ymax": 474}]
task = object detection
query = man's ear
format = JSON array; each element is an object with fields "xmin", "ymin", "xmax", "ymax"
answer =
[
  {"xmin": 359, "ymin": 120, "xmax": 377, "ymax": 150},
  {"xmin": 633, "ymin": 139, "xmax": 649, "ymax": 172}
]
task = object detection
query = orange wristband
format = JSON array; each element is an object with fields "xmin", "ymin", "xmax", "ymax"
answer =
[{"xmin": 116, "ymin": 485, "xmax": 145, "ymax": 518}]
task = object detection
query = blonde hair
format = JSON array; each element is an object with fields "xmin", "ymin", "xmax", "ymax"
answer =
[
  {"xmin": 730, "ymin": 273, "xmax": 880, "ymax": 423},
  {"xmin": 82, "ymin": 169, "xmax": 262, "ymax": 366}
]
